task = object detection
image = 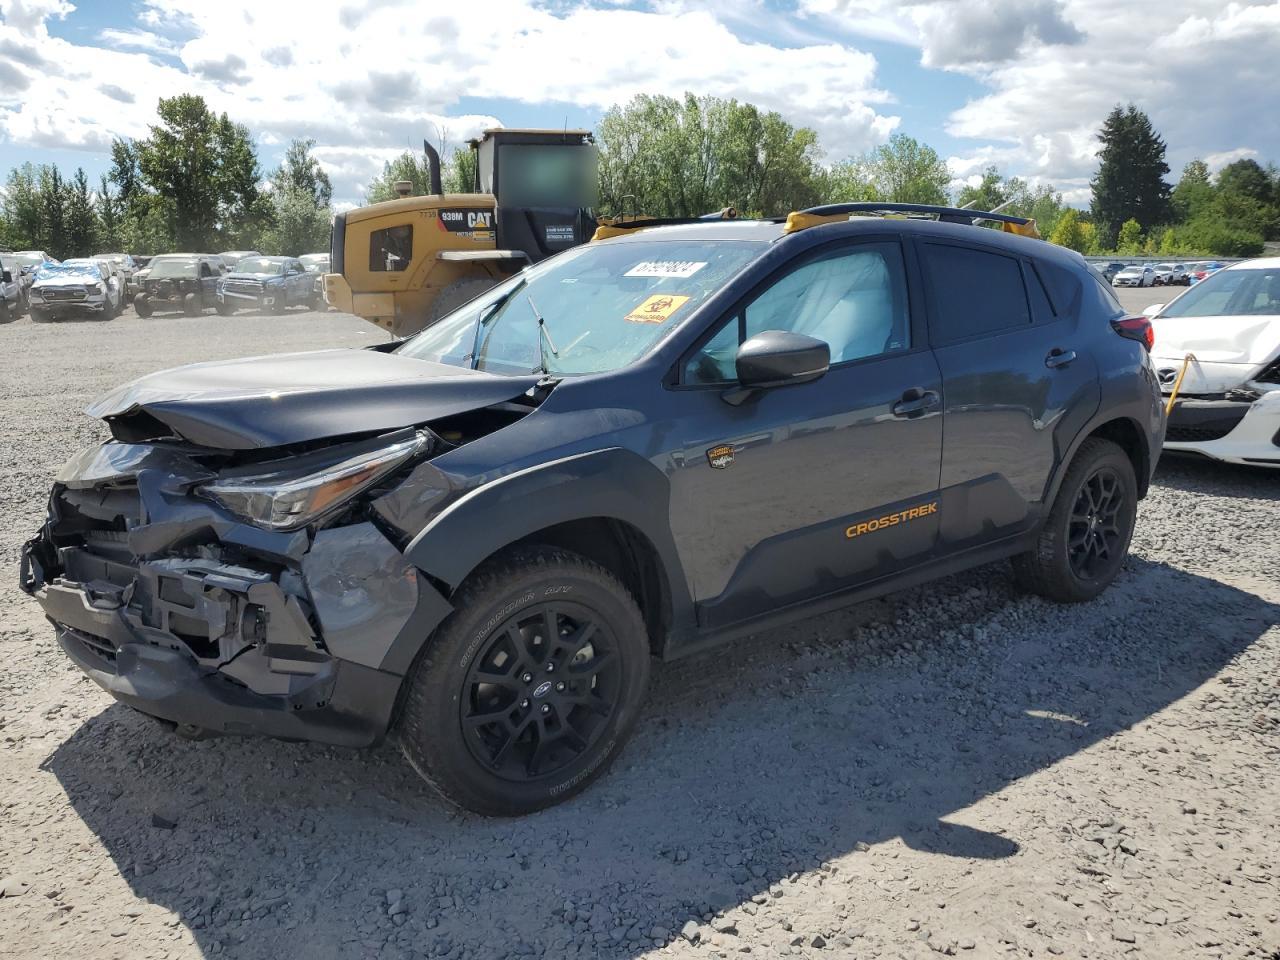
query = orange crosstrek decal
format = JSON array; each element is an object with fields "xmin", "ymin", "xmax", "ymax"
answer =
[
  {"xmin": 624, "ymin": 294, "xmax": 690, "ymax": 324},
  {"xmin": 845, "ymin": 501, "xmax": 938, "ymax": 539}
]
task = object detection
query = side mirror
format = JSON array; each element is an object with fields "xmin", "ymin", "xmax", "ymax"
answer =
[
  {"xmin": 723, "ymin": 330, "xmax": 830, "ymax": 406},
  {"xmin": 1142, "ymin": 303, "xmax": 1164, "ymax": 317}
]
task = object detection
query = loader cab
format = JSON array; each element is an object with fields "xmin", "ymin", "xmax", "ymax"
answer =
[{"xmin": 471, "ymin": 129, "xmax": 598, "ymax": 264}]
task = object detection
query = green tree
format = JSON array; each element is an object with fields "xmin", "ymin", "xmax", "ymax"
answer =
[
  {"xmin": 1215, "ymin": 158, "xmax": 1279, "ymax": 239},
  {"xmin": 64, "ymin": 167, "xmax": 97, "ymax": 257},
  {"xmin": 38, "ymin": 166, "xmax": 67, "ymax": 257},
  {"xmin": 444, "ymin": 146, "xmax": 477, "ymax": 194},
  {"xmin": 1171, "ymin": 159, "xmax": 1214, "ymax": 222},
  {"xmin": 1090, "ymin": 104, "xmax": 1171, "ymax": 246},
  {"xmin": 955, "ymin": 166, "xmax": 1007, "ymax": 212},
  {"xmin": 1048, "ymin": 208, "xmax": 1087, "ymax": 252},
  {"xmin": 1115, "ymin": 217, "xmax": 1144, "ymax": 254},
  {"xmin": 261, "ymin": 185, "xmax": 331, "ymax": 256},
  {"xmin": 274, "ymin": 138, "xmax": 332, "ymax": 206},
  {"xmin": 133, "ymin": 95, "xmax": 264, "ymax": 250},
  {"xmin": 597, "ymin": 93, "xmax": 824, "ymax": 217},
  {"xmin": 955, "ymin": 165, "xmax": 1065, "ymax": 236},
  {"xmin": 847, "ymin": 133, "xmax": 950, "ymax": 205},
  {"xmin": 95, "ymin": 175, "xmax": 124, "ymax": 251},
  {"xmin": 1, "ymin": 163, "xmax": 43, "ymax": 250}
]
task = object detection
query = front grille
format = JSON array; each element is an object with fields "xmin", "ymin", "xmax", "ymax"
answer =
[
  {"xmin": 224, "ymin": 280, "xmax": 262, "ymax": 295},
  {"xmin": 1166, "ymin": 424, "xmax": 1238, "ymax": 443},
  {"xmin": 42, "ymin": 287, "xmax": 86, "ymax": 301}
]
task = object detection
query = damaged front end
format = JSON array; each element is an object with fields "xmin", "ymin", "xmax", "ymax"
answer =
[{"xmin": 20, "ymin": 435, "xmax": 453, "ymax": 746}]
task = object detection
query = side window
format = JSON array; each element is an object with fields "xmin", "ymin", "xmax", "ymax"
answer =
[
  {"xmin": 1026, "ymin": 263, "xmax": 1056, "ymax": 323},
  {"xmin": 370, "ymin": 225, "xmax": 412, "ymax": 272},
  {"xmin": 200, "ymin": 262, "xmax": 214, "ymax": 278},
  {"xmin": 922, "ymin": 244, "xmax": 1030, "ymax": 344},
  {"xmin": 684, "ymin": 242, "xmax": 910, "ymax": 384}
]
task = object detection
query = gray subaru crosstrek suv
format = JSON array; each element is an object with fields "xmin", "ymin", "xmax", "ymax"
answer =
[{"xmin": 22, "ymin": 203, "xmax": 1165, "ymax": 815}]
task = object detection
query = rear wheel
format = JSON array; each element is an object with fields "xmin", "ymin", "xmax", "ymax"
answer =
[
  {"xmin": 398, "ymin": 546, "xmax": 651, "ymax": 816},
  {"xmin": 1012, "ymin": 438, "xmax": 1137, "ymax": 603},
  {"xmin": 133, "ymin": 294, "xmax": 153, "ymax": 318}
]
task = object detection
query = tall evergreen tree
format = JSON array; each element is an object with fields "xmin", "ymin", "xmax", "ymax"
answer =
[
  {"xmin": 38, "ymin": 166, "xmax": 66, "ymax": 257},
  {"xmin": 96, "ymin": 175, "xmax": 124, "ymax": 251},
  {"xmin": 1090, "ymin": 104, "xmax": 1171, "ymax": 247},
  {"xmin": 64, "ymin": 167, "xmax": 97, "ymax": 257}
]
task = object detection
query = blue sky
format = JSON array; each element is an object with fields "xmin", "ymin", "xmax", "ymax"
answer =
[{"xmin": 1, "ymin": 0, "xmax": 1277, "ymax": 208}]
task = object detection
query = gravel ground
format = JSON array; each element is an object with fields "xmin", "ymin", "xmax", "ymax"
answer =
[{"xmin": 1, "ymin": 298, "xmax": 1277, "ymax": 960}]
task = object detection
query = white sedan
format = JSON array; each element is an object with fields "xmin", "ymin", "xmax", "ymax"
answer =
[
  {"xmin": 1113, "ymin": 264, "xmax": 1155, "ymax": 287},
  {"xmin": 1145, "ymin": 258, "xmax": 1280, "ymax": 468}
]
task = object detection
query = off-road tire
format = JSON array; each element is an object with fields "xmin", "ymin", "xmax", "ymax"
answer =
[
  {"xmin": 427, "ymin": 276, "xmax": 501, "ymax": 327},
  {"xmin": 133, "ymin": 295, "xmax": 153, "ymax": 318},
  {"xmin": 182, "ymin": 293, "xmax": 200, "ymax": 317},
  {"xmin": 398, "ymin": 545, "xmax": 651, "ymax": 816},
  {"xmin": 30, "ymin": 306, "xmax": 50, "ymax": 322},
  {"xmin": 1012, "ymin": 437, "xmax": 1137, "ymax": 603},
  {"xmin": 216, "ymin": 299, "xmax": 235, "ymax": 316}
]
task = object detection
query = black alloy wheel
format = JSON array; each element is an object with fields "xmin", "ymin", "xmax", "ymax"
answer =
[
  {"xmin": 1067, "ymin": 465, "xmax": 1125, "ymax": 580},
  {"xmin": 398, "ymin": 545, "xmax": 650, "ymax": 816},
  {"xmin": 1012, "ymin": 437, "xmax": 1137, "ymax": 603},
  {"xmin": 460, "ymin": 602, "xmax": 620, "ymax": 782}
]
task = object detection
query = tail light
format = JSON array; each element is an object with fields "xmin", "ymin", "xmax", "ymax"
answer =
[{"xmin": 1111, "ymin": 315, "xmax": 1154, "ymax": 352}]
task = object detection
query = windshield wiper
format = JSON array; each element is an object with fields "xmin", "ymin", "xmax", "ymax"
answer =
[
  {"xmin": 525, "ymin": 292, "xmax": 558, "ymax": 377},
  {"xmin": 469, "ymin": 279, "xmax": 526, "ymax": 370}
]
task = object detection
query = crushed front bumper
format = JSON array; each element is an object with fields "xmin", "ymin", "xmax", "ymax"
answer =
[
  {"xmin": 33, "ymin": 297, "xmax": 107, "ymax": 316},
  {"xmin": 1163, "ymin": 391, "xmax": 1280, "ymax": 467},
  {"xmin": 20, "ymin": 441, "xmax": 452, "ymax": 745}
]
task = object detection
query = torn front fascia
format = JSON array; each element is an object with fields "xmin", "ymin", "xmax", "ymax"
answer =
[{"xmin": 28, "ymin": 441, "xmax": 433, "ymax": 702}]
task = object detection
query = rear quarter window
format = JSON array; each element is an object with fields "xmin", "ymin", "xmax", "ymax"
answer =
[{"xmin": 921, "ymin": 243, "xmax": 1030, "ymax": 344}]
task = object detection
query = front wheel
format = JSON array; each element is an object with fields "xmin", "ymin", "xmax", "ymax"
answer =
[
  {"xmin": 133, "ymin": 294, "xmax": 153, "ymax": 318},
  {"xmin": 182, "ymin": 292, "xmax": 200, "ymax": 317},
  {"xmin": 398, "ymin": 546, "xmax": 651, "ymax": 816},
  {"xmin": 216, "ymin": 299, "xmax": 235, "ymax": 316},
  {"xmin": 1012, "ymin": 438, "xmax": 1137, "ymax": 603}
]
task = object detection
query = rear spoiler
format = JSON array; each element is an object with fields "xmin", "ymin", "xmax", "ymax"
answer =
[{"xmin": 784, "ymin": 202, "xmax": 1040, "ymax": 239}]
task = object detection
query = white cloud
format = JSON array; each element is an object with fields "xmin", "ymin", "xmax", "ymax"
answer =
[
  {"xmin": 0, "ymin": 0, "xmax": 899, "ymax": 202},
  {"xmin": 1204, "ymin": 148, "xmax": 1261, "ymax": 174}
]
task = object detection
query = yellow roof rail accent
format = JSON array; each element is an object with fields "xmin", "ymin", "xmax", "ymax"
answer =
[
  {"xmin": 783, "ymin": 212, "xmax": 850, "ymax": 234},
  {"xmin": 1002, "ymin": 218, "xmax": 1041, "ymax": 239}
]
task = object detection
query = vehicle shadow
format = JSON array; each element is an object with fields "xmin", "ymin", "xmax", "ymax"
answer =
[{"xmin": 44, "ymin": 558, "xmax": 1277, "ymax": 960}]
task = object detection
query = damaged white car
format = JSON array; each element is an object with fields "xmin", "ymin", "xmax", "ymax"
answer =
[
  {"xmin": 29, "ymin": 260, "xmax": 122, "ymax": 322},
  {"xmin": 1146, "ymin": 258, "xmax": 1280, "ymax": 468}
]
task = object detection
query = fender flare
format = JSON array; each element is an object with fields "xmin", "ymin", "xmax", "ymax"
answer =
[{"xmin": 404, "ymin": 447, "xmax": 694, "ymax": 619}]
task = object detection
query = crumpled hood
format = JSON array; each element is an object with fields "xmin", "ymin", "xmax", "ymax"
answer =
[
  {"xmin": 1150, "ymin": 315, "xmax": 1280, "ymax": 391},
  {"xmin": 86, "ymin": 348, "xmax": 541, "ymax": 450}
]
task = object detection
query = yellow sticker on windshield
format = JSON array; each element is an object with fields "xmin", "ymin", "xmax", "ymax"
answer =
[{"xmin": 624, "ymin": 294, "xmax": 691, "ymax": 324}]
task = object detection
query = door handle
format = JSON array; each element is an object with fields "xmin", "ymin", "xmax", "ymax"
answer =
[
  {"xmin": 1045, "ymin": 348, "xmax": 1077, "ymax": 369},
  {"xmin": 892, "ymin": 388, "xmax": 940, "ymax": 418}
]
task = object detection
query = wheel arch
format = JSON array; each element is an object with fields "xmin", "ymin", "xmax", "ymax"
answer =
[
  {"xmin": 403, "ymin": 448, "xmax": 694, "ymax": 656},
  {"xmin": 1045, "ymin": 413, "xmax": 1153, "ymax": 510}
]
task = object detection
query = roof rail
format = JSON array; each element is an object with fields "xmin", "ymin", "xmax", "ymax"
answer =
[
  {"xmin": 784, "ymin": 202, "xmax": 1040, "ymax": 238},
  {"xmin": 592, "ymin": 207, "xmax": 738, "ymax": 241}
]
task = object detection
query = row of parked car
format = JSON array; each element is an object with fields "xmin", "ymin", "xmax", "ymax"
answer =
[
  {"xmin": 0, "ymin": 248, "xmax": 330, "ymax": 322},
  {"xmin": 1092, "ymin": 260, "xmax": 1226, "ymax": 288}
]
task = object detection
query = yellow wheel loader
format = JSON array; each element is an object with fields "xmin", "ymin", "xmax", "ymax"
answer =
[{"xmin": 325, "ymin": 129, "xmax": 598, "ymax": 337}]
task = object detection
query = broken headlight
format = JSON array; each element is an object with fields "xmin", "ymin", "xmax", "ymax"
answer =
[{"xmin": 198, "ymin": 433, "xmax": 428, "ymax": 530}]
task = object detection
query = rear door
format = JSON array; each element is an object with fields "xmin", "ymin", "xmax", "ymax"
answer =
[{"xmin": 918, "ymin": 241, "xmax": 1099, "ymax": 553}]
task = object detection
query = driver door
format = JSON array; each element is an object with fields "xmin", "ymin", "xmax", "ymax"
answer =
[{"xmin": 666, "ymin": 239, "xmax": 944, "ymax": 629}]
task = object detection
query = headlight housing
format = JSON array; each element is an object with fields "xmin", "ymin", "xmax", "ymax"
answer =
[{"xmin": 197, "ymin": 433, "xmax": 428, "ymax": 530}]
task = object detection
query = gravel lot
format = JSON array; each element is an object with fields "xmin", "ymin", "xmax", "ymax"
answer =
[{"xmin": 1, "ymin": 295, "xmax": 1277, "ymax": 960}]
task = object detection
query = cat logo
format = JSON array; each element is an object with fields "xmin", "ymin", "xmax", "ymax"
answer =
[
  {"xmin": 467, "ymin": 211, "xmax": 493, "ymax": 229},
  {"xmin": 706, "ymin": 444, "xmax": 735, "ymax": 469}
]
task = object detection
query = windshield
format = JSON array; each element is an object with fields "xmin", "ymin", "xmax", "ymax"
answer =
[
  {"xmin": 235, "ymin": 257, "xmax": 284, "ymax": 275},
  {"xmin": 1160, "ymin": 267, "xmax": 1280, "ymax": 318},
  {"xmin": 397, "ymin": 239, "xmax": 766, "ymax": 376},
  {"xmin": 1118, "ymin": 266, "xmax": 1142, "ymax": 274},
  {"xmin": 15, "ymin": 253, "xmax": 45, "ymax": 267},
  {"xmin": 35, "ymin": 263, "xmax": 98, "ymax": 281},
  {"xmin": 150, "ymin": 259, "xmax": 198, "ymax": 279},
  {"xmin": 300, "ymin": 258, "xmax": 329, "ymax": 272}
]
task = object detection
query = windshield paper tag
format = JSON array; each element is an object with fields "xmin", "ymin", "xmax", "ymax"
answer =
[
  {"xmin": 624, "ymin": 260, "xmax": 707, "ymax": 279},
  {"xmin": 624, "ymin": 294, "xmax": 691, "ymax": 324}
]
